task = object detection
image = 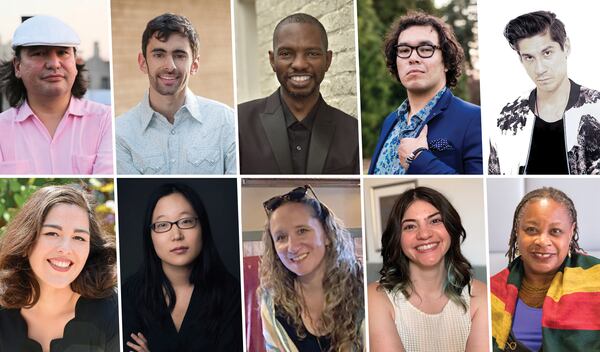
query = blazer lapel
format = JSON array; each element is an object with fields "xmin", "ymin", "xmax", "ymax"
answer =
[
  {"xmin": 307, "ymin": 99, "xmax": 334, "ymax": 174},
  {"xmin": 259, "ymin": 91, "xmax": 294, "ymax": 173}
]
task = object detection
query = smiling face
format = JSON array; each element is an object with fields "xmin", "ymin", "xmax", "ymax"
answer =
[
  {"xmin": 14, "ymin": 46, "xmax": 77, "ymax": 101},
  {"xmin": 269, "ymin": 202, "xmax": 330, "ymax": 281},
  {"xmin": 400, "ymin": 199, "xmax": 451, "ymax": 269},
  {"xmin": 139, "ymin": 33, "xmax": 198, "ymax": 99},
  {"xmin": 517, "ymin": 31, "xmax": 569, "ymax": 94},
  {"xmin": 396, "ymin": 25, "xmax": 447, "ymax": 97},
  {"xmin": 28, "ymin": 203, "xmax": 90, "ymax": 290},
  {"xmin": 517, "ymin": 198, "xmax": 574, "ymax": 281},
  {"xmin": 151, "ymin": 192, "xmax": 202, "ymax": 271},
  {"xmin": 269, "ymin": 22, "xmax": 332, "ymax": 101}
]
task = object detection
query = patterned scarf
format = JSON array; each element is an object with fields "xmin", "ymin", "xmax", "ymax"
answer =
[{"xmin": 490, "ymin": 254, "xmax": 600, "ymax": 351}]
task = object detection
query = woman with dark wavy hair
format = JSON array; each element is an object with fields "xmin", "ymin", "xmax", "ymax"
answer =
[
  {"xmin": 0, "ymin": 185, "xmax": 118, "ymax": 351},
  {"xmin": 368, "ymin": 186, "xmax": 488, "ymax": 351},
  {"xmin": 259, "ymin": 185, "xmax": 364, "ymax": 351},
  {"xmin": 121, "ymin": 183, "xmax": 242, "ymax": 352}
]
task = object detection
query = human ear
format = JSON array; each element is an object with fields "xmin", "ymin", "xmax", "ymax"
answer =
[
  {"xmin": 269, "ymin": 50, "xmax": 275, "ymax": 72},
  {"xmin": 138, "ymin": 52, "xmax": 148, "ymax": 74}
]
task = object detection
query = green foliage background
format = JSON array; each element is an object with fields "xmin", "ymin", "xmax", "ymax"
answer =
[
  {"xmin": 0, "ymin": 178, "xmax": 115, "ymax": 238},
  {"xmin": 359, "ymin": 0, "xmax": 479, "ymax": 161}
]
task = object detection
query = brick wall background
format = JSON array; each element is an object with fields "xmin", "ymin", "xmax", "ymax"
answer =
[
  {"xmin": 237, "ymin": 0, "xmax": 358, "ymax": 118},
  {"xmin": 111, "ymin": 0, "xmax": 234, "ymax": 117}
]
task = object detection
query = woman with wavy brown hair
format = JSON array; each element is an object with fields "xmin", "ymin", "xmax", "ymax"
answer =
[
  {"xmin": 368, "ymin": 186, "xmax": 488, "ymax": 352},
  {"xmin": 0, "ymin": 185, "xmax": 117, "ymax": 351},
  {"xmin": 258, "ymin": 185, "xmax": 364, "ymax": 351}
]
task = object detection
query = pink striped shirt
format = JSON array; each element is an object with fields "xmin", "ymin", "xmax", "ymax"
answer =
[{"xmin": 0, "ymin": 97, "xmax": 113, "ymax": 174}]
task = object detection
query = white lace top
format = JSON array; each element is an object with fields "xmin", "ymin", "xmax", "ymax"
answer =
[{"xmin": 385, "ymin": 285, "xmax": 471, "ymax": 352}]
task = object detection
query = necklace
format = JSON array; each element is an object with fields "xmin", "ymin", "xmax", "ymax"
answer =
[
  {"xmin": 519, "ymin": 276, "xmax": 551, "ymax": 308},
  {"xmin": 297, "ymin": 282, "xmax": 326, "ymax": 352}
]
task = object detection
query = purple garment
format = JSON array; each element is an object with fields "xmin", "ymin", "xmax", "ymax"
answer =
[{"xmin": 512, "ymin": 298, "xmax": 543, "ymax": 351}]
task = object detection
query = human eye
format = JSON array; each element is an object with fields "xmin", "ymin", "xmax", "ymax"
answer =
[
  {"xmin": 418, "ymin": 45, "xmax": 435, "ymax": 56},
  {"xmin": 402, "ymin": 223, "xmax": 416, "ymax": 231},
  {"xmin": 73, "ymin": 235, "xmax": 88, "ymax": 242},
  {"xmin": 179, "ymin": 217, "xmax": 196, "ymax": 227},
  {"xmin": 307, "ymin": 50, "xmax": 322, "ymax": 57},
  {"xmin": 43, "ymin": 231, "xmax": 59, "ymax": 237},
  {"xmin": 154, "ymin": 221, "xmax": 170, "ymax": 232},
  {"xmin": 278, "ymin": 49, "xmax": 292, "ymax": 58},
  {"xmin": 543, "ymin": 49, "xmax": 553, "ymax": 57},
  {"xmin": 550, "ymin": 227, "xmax": 563, "ymax": 236},
  {"xmin": 430, "ymin": 216, "xmax": 443, "ymax": 225},
  {"xmin": 396, "ymin": 46, "xmax": 411, "ymax": 57},
  {"xmin": 297, "ymin": 227, "xmax": 309, "ymax": 235},
  {"xmin": 274, "ymin": 233, "xmax": 287, "ymax": 242},
  {"xmin": 152, "ymin": 52, "xmax": 164, "ymax": 58},
  {"xmin": 523, "ymin": 226, "xmax": 537, "ymax": 235},
  {"xmin": 521, "ymin": 54, "xmax": 534, "ymax": 62}
]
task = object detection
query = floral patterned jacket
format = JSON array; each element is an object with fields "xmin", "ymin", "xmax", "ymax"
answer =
[{"xmin": 488, "ymin": 81, "xmax": 600, "ymax": 174}]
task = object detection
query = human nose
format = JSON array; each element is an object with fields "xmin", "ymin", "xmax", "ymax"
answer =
[
  {"xmin": 56, "ymin": 236, "xmax": 73, "ymax": 254},
  {"xmin": 535, "ymin": 231, "xmax": 552, "ymax": 246},
  {"xmin": 45, "ymin": 51, "xmax": 61, "ymax": 70},
  {"xmin": 416, "ymin": 223, "xmax": 432, "ymax": 240},
  {"xmin": 287, "ymin": 234, "xmax": 301, "ymax": 253},
  {"xmin": 408, "ymin": 48, "xmax": 422, "ymax": 63},
  {"xmin": 163, "ymin": 55, "xmax": 176, "ymax": 71},
  {"xmin": 534, "ymin": 59, "xmax": 547, "ymax": 75},
  {"xmin": 170, "ymin": 225, "xmax": 184, "ymax": 241},
  {"xmin": 291, "ymin": 54, "xmax": 308, "ymax": 70}
]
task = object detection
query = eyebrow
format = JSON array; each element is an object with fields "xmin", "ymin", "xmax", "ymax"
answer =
[
  {"xmin": 520, "ymin": 45, "xmax": 555, "ymax": 56},
  {"xmin": 42, "ymin": 223, "xmax": 90, "ymax": 234},
  {"xmin": 401, "ymin": 212, "xmax": 441, "ymax": 224},
  {"xmin": 397, "ymin": 40, "xmax": 436, "ymax": 46},
  {"xmin": 154, "ymin": 211, "xmax": 194, "ymax": 221}
]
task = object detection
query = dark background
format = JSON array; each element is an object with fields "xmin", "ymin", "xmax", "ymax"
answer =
[{"xmin": 117, "ymin": 178, "xmax": 240, "ymax": 282}]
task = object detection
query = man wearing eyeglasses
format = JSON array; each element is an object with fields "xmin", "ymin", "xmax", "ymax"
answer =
[
  {"xmin": 368, "ymin": 11, "xmax": 482, "ymax": 174},
  {"xmin": 238, "ymin": 13, "xmax": 359, "ymax": 175},
  {"xmin": 488, "ymin": 11, "xmax": 600, "ymax": 175}
]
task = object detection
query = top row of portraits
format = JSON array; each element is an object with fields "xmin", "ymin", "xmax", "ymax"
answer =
[{"xmin": 0, "ymin": 0, "xmax": 598, "ymax": 176}]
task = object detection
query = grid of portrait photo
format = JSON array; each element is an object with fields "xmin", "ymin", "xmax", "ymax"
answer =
[{"xmin": 0, "ymin": 0, "xmax": 599, "ymax": 351}]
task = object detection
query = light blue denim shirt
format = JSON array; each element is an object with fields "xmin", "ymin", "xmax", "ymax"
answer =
[{"xmin": 116, "ymin": 89, "xmax": 236, "ymax": 175}]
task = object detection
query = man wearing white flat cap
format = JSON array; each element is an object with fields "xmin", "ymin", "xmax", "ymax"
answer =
[{"xmin": 0, "ymin": 15, "xmax": 113, "ymax": 174}]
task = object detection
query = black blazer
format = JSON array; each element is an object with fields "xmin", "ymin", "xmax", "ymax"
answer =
[{"xmin": 238, "ymin": 89, "xmax": 359, "ymax": 174}]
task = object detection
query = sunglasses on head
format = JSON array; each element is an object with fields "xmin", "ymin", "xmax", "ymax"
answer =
[{"xmin": 263, "ymin": 184, "xmax": 320, "ymax": 215}]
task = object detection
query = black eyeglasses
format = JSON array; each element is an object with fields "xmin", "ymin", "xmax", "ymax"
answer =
[
  {"xmin": 151, "ymin": 217, "xmax": 198, "ymax": 233},
  {"xmin": 395, "ymin": 44, "xmax": 441, "ymax": 59},
  {"xmin": 263, "ymin": 185, "xmax": 320, "ymax": 215}
]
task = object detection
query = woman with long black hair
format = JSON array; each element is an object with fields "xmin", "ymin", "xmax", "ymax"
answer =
[{"xmin": 122, "ymin": 183, "xmax": 242, "ymax": 351}]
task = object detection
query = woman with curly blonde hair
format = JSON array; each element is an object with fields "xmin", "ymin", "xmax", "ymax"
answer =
[
  {"xmin": 0, "ymin": 185, "xmax": 118, "ymax": 351},
  {"xmin": 258, "ymin": 185, "xmax": 364, "ymax": 352}
]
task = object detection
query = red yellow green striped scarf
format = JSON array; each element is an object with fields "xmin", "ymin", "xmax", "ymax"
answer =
[{"xmin": 490, "ymin": 254, "xmax": 600, "ymax": 351}]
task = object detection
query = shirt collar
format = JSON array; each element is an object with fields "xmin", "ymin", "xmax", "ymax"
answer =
[
  {"xmin": 279, "ymin": 89, "xmax": 320, "ymax": 129},
  {"xmin": 396, "ymin": 86, "xmax": 447, "ymax": 122},
  {"xmin": 139, "ymin": 88, "xmax": 202, "ymax": 130},
  {"xmin": 15, "ymin": 96, "xmax": 84, "ymax": 122}
]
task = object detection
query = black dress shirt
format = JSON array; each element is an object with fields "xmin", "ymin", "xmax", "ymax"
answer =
[
  {"xmin": 0, "ymin": 294, "xmax": 119, "ymax": 352},
  {"xmin": 281, "ymin": 94, "xmax": 320, "ymax": 174}
]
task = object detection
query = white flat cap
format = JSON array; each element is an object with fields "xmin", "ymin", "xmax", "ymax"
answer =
[{"xmin": 12, "ymin": 15, "xmax": 80, "ymax": 48}]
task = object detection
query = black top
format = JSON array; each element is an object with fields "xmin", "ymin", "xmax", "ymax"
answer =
[
  {"xmin": 276, "ymin": 308, "xmax": 332, "ymax": 352},
  {"xmin": 526, "ymin": 116, "xmax": 568, "ymax": 174},
  {"xmin": 0, "ymin": 294, "xmax": 119, "ymax": 352},
  {"xmin": 121, "ymin": 272, "xmax": 242, "ymax": 352},
  {"xmin": 281, "ymin": 92, "xmax": 320, "ymax": 174}
]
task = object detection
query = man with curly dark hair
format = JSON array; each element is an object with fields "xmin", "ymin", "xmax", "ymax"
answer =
[
  {"xmin": 369, "ymin": 11, "xmax": 482, "ymax": 175},
  {"xmin": 488, "ymin": 10, "xmax": 600, "ymax": 175}
]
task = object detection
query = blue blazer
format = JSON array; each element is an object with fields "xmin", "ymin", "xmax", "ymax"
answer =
[{"xmin": 368, "ymin": 89, "xmax": 483, "ymax": 174}]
